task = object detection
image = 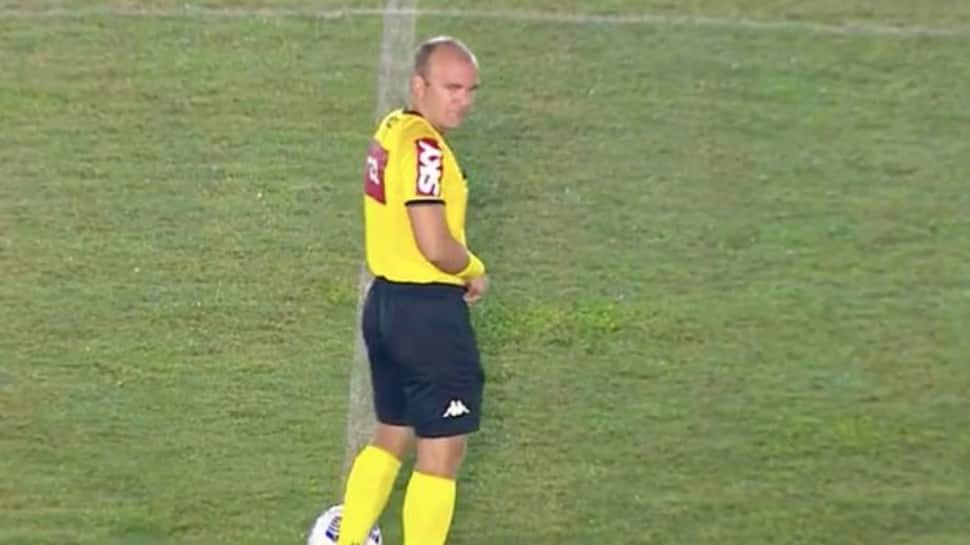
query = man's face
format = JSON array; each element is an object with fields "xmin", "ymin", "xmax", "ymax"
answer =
[{"xmin": 414, "ymin": 50, "xmax": 479, "ymax": 131}]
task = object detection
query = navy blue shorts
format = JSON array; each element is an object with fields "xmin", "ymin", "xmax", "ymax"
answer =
[{"xmin": 361, "ymin": 277, "xmax": 484, "ymax": 438}]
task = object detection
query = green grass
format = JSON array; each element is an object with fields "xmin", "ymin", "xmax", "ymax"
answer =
[{"xmin": 2, "ymin": 2, "xmax": 969, "ymax": 544}]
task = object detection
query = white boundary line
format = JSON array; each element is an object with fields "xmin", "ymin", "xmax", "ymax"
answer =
[
  {"xmin": 340, "ymin": 0, "xmax": 416, "ymax": 490},
  {"xmin": 1, "ymin": 5, "xmax": 968, "ymax": 39}
]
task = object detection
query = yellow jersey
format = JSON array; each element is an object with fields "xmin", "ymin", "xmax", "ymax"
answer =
[{"xmin": 362, "ymin": 109, "xmax": 470, "ymax": 286}]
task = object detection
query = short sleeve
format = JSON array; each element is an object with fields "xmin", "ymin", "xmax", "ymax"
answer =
[{"xmin": 395, "ymin": 123, "xmax": 446, "ymax": 205}]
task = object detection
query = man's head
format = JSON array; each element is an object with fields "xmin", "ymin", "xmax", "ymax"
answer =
[{"xmin": 409, "ymin": 36, "xmax": 479, "ymax": 132}]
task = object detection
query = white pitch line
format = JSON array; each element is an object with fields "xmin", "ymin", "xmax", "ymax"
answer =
[
  {"xmin": 340, "ymin": 0, "xmax": 416, "ymax": 490},
  {"xmin": 1, "ymin": 5, "xmax": 968, "ymax": 39}
]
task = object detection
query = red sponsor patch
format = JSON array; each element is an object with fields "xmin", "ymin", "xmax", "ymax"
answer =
[
  {"xmin": 415, "ymin": 138, "xmax": 443, "ymax": 197},
  {"xmin": 364, "ymin": 140, "xmax": 388, "ymax": 203}
]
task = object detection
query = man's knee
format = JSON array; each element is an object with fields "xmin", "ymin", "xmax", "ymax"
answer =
[
  {"xmin": 415, "ymin": 435, "xmax": 467, "ymax": 479},
  {"xmin": 371, "ymin": 423, "xmax": 414, "ymax": 460}
]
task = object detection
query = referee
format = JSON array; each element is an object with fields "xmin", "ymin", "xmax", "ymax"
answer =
[{"xmin": 336, "ymin": 36, "xmax": 488, "ymax": 545}]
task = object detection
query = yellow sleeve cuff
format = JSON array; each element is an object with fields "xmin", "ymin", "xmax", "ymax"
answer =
[{"xmin": 457, "ymin": 252, "xmax": 486, "ymax": 280}]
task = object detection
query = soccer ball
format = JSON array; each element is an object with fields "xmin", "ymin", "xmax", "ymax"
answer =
[{"xmin": 307, "ymin": 504, "xmax": 382, "ymax": 545}]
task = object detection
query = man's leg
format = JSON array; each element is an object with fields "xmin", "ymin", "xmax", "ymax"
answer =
[
  {"xmin": 336, "ymin": 424, "xmax": 413, "ymax": 545},
  {"xmin": 402, "ymin": 435, "xmax": 467, "ymax": 545},
  {"xmin": 391, "ymin": 283, "xmax": 485, "ymax": 545},
  {"xmin": 338, "ymin": 280, "xmax": 411, "ymax": 545}
]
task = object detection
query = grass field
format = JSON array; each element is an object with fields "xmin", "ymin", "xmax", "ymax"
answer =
[{"xmin": 2, "ymin": 1, "xmax": 969, "ymax": 544}]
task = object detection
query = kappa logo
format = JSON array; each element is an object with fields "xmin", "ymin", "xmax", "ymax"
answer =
[
  {"xmin": 442, "ymin": 399, "xmax": 471, "ymax": 418},
  {"xmin": 415, "ymin": 138, "xmax": 443, "ymax": 197}
]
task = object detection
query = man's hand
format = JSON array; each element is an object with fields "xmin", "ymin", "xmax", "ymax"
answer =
[{"xmin": 463, "ymin": 275, "xmax": 488, "ymax": 304}]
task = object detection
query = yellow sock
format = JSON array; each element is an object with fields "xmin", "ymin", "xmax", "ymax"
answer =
[
  {"xmin": 402, "ymin": 471, "xmax": 457, "ymax": 545},
  {"xmin": 336, "ymin": 446, "xmax": 402, "ymax": 545}
]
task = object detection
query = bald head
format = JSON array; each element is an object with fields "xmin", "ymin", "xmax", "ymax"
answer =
[
  {"xmin": 413, "ymin": 36, "xmax": 478, "ymax": 79},
  {"xmin": 409, "ymin": 36, "xmax": 480, "ymax": 132}
]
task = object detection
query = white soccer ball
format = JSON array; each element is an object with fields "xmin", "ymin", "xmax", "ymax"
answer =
[{"xmin": 307, "ymin": 504, "xmax": 382, "ymax": 545}]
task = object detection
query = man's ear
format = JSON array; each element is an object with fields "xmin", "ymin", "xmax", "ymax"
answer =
[{"xmin": 410, "ymin": 74, "xmax": 423, "ymax": 100}]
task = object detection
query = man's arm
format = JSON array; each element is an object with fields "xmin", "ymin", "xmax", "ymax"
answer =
[
  {"xmin": 407, "ymin": 203, "xmax": 475, "ymax": 275},
  {"xmin": 397, "ymin": 127, "xmax": 485, "ymax": 279}
]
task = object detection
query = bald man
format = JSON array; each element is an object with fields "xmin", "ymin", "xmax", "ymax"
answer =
[{"xmin": 335, "ymin": 36, "xmax": 488, "ymax": 545}]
